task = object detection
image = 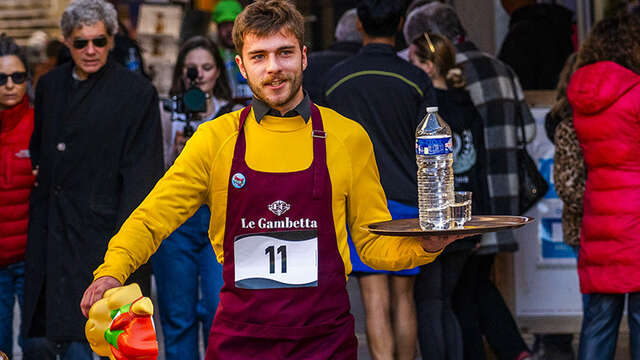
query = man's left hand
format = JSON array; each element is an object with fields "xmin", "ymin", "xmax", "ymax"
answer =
[{"xmin": 81, "ymin": 276, "xmax": 122, "ymax": 317}]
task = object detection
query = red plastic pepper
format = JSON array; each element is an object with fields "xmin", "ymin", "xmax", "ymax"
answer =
[{"xmin": 104, "ymin": 297, "xmax": 159, "ymax": 360}]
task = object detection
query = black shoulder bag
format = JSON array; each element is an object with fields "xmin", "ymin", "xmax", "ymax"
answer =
[{"xmin": 516, "ymin": 102, "xmax": 549, "ymax": 214}]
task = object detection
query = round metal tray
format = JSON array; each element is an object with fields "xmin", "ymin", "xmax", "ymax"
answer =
[{"xmin": 362, "ymin": 215, "xmax": 535, "ymax": 236}]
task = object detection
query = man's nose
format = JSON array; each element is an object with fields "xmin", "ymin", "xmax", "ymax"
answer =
[
  {"xmin": 265, "ymin": 54, "xmax": 280, "ymax": 73},
  {"xmin": 85, "ymin": 42, "xmax": 97, "ymax": 55},
  {"xmin": 5, "ymin": 78, "xmax": 14, "ymax": 89}
]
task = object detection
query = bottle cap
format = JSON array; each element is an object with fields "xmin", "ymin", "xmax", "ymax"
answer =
[{"xmin": 426, "ymin": 106, "xmax": 438, "ymax": 113}]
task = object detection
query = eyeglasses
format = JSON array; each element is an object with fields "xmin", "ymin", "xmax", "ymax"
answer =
[
  {"xmin": 0, "ymin": 72, "xmax": 27, "ymax": 86},
  {"xmin": 72, "ymin": 36, "xmax": 108, "ymax": 50}
]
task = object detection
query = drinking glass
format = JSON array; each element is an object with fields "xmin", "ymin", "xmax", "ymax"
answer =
[{"xmin": 450, "ymin": 191, "xmax": 472, "ymax": 228}]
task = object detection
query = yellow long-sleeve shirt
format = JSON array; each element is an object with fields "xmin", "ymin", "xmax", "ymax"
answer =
[{"xmin": 94, "ymin": 106, "xmax": 441, "ymax": 283}]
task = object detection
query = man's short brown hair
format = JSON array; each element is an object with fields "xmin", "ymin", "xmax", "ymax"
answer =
[{"xmin": 232, "ymin": 0, "xmax": 304, "ymax": 55}]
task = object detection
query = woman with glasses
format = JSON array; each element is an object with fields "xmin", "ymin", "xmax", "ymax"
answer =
[
  {"xmin": 0, "ymin": 34, "xmax": 34, "ymax": 357},
  {"xmin": 153, "ymin": 35, "xmax": 239, "ymax": 360}
]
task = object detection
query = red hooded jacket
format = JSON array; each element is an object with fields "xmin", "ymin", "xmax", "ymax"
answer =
[
  {"xmin": 568, "ymin": 61, "xmax": 640, "ymax": 294},
  {"xmin": 0, "ymin": 96, "xmax": 34, "ymax": 267}
]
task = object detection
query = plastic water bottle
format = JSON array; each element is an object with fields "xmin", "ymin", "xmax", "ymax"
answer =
[{"xmin": 416, "ymin": 106, "xmax": 454, "ymax": 230}]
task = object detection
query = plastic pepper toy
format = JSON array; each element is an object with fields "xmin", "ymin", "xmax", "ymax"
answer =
[{"xmin": 85, "ymin": 283, "xmax": 159, "ymax": 360}]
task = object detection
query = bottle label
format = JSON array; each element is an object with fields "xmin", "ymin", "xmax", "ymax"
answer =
[{"xmin": 416, "ymin": 136, "xmax": 452, "ymax": 155}]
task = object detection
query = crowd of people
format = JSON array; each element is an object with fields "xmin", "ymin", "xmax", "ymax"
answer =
[{"xmin": 0, "ymin": 0, "xmax": 639, "ymax": 359}]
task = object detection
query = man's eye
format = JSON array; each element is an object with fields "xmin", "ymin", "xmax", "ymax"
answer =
[
  {"xmin": 202, "ymin": 65, "xmax": 213, "ymax": 71},
  {"xmin": 252, "ymin": 54, "xmax": 264, "ymax": 60},
  {"xmin": 281, "ymin": 50, "xmax": 293, "ymax": 56}
]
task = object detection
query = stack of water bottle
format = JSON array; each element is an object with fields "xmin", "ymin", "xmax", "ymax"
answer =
[{"xmin": 416, "ymin": 107, "xmax": 472, "ymax": 230}]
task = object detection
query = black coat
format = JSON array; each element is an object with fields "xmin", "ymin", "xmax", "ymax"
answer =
[
  {"xmin": 323, "ymin": 43, "xmax": 437, "ymax": 207},
  {"xmin": 23, "ymin": 59, "xmax": 164, "ymax": 340},
  {"xmin": 303, "ymin": 41, "xmax": 361, "ymax": 105}
]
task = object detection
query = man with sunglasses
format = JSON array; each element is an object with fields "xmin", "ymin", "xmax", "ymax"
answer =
[{"xmin": 22, "ymin": 0, "xmax": 163, "ymax": 359}]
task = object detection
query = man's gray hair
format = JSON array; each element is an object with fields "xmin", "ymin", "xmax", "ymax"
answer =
[
  {"xmin": 60, "ymin": 0, "xmax": 118, "ymax": 39},
  {"xmin": 335, "ymin": 9, "xmax": 362, "ymax": 43},
  {"xmin": 403, "ymin": 3, "xmax": 466, "ymax": 44}
]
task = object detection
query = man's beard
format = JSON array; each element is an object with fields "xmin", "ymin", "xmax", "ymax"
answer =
[{"xmin": 247, "ymin": 68, "xmax": 303, "ymax": 110}]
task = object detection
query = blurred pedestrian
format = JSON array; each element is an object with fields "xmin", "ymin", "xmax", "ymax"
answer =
[
  {"xmin": 112, "ymin": 20, "xmax": 147, "ymax": 77},
  {"xmin": 0, "ymin": 34, "xmax": 34, "ymax": 358},
  {"xmin": 498, "ymin": 0, "xmax": 574, "ymax": 90},
  {"xmin": 22, "ymin": 0, "xmax": 164, "ymax": 358},
  {"xmin": 30, "ymin": 39, "xmax": 64, "ymax": 92},
  {"xmin": 323, "ymin": 1, "xmax": 437, "ymax": 359},
  {"xmin": 409, "ymin": 32, "xmax": 490, "ymax": 360},
  {"xmin": 567, "ymin": 14, "xmax": 640, "ymax": 360},
  {"xmin": 303, "ymin": 8, "xmax": 361, "ymax": 104},
  {"xmin": 154, "ymin": 35, "xmax": 238, "ymax": 360},
  {"xmin": 106, "ymin": 0, "xmax": 147, "ymax": 76},
  {"xmin": 212, "ymin": 0, "xmax": 252, "ymax": 102}
]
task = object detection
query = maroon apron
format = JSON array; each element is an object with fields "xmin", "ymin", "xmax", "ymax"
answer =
[{"xmin": 205, "ymin": 104, "xmax": 357, "ymax": 359}]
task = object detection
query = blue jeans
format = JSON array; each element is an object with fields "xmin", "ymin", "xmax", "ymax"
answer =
[
  {"xmin": 152, "ymin": 206, "xmax": 223, "ymax": 360},
  {"xmin": 578, "ymin": 292, "xmax": 640, "ymax": 360},
  {"xmin": 0, "ymin": 261, "xmax": 24, "ymax": 356},
  {"xmin": 21, "ymin": 339, "xmax": 93, "ymax": 360}
]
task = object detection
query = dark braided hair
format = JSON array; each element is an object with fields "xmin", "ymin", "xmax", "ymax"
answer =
[{"xmin": 0, "ymin": 34, "xmax": 28, "ymax": 74}]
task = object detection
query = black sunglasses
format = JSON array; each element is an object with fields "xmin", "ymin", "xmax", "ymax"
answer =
[
  {"xmin": 0, "ymin": 72, "xmax": 27, "ymax": 86},
  {"xmin": 72, "ymin": 36, "xmax": 108, "ymax": 50}
]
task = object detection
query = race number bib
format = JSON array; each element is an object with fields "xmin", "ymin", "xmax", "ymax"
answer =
[{"xmin": 234, "ymin": 230, "xmax": 318, "ymax": 289}]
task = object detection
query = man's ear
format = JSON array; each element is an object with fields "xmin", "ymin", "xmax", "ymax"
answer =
[
  {"xmin": 301, "ymin": 45, "xmax": 308, "ymax": 71},
  {"xmin": 235, "ymin": 54, "xmax": 248, "ymax": 80},
  {"xmin": 425, "ymin": 60, "xmax": 437, "ymax": 78}
]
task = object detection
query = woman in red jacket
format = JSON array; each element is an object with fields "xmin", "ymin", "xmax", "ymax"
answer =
[
  {"xmin": 0, "ymin": 34, "xmax": 34, "ymax": 356},
  {"xmin": 567, "ymin": 15, "xmax": 640, "ymax": 360}
]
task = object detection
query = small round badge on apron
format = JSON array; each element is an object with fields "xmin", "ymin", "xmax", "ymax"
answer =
[{"xmin": 231, "ymin": 173, "xmax": 246, "ymax": 189}]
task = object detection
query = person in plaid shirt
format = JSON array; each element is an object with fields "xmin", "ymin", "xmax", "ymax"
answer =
[{"xmin": 404, "ymin": 4, "xmax": 536, "ymax": 360}]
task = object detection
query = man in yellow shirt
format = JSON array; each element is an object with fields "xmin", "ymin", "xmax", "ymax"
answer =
[{"xmin": 81, "ymin": 0, "xmax": 466, "ymax": 358}]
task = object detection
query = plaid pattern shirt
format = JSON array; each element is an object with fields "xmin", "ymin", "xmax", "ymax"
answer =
[{"xmin": 455, "ymin": 41, "xmax": 536, "ymax": 253}]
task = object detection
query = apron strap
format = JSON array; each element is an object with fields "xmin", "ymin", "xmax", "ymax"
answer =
[
  {"xmin": 232, "ymin": 103, "xmax": 328, "ymax": 200},
  {"xmin": 310, "ymin": 103, "xmax": 327, "ymax": 200},
  {"xmin": 232, "ymin": 105, "xmax": 253, "ymax": 163}
]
